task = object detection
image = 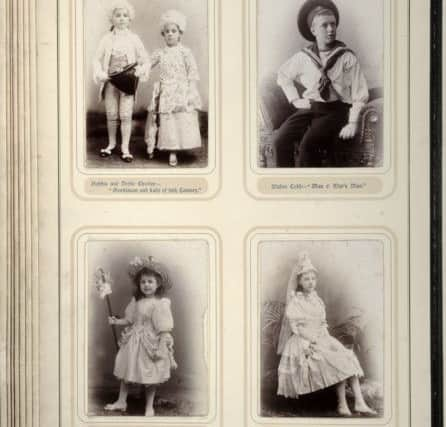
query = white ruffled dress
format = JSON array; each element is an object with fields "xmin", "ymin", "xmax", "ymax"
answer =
[
  {"xmin": 113, "ymin": 297, "xmax": 176, "ymax": 385},
  {"xmin": 278, "ymin": 291, "xmax": 363, "ymax": 398}
]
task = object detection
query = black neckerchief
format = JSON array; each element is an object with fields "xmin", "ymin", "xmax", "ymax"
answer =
[{"xmin": 302, "ymin": 40, "xmax": 354, "ymax": 101}]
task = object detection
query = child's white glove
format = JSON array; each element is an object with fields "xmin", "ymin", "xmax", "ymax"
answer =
[
  {"xmin": 308, "ymin": 341, "xmax": 322, "ymax": 360},
  {"xmin": 301, "ymin": 339, "xmax": 322, "ymax": 360},
  {"xmin": 108, "ymin": 316, "xmax": 125, "ymax": 325},
  {"xmin": 159, "ymin": 332, "xmax": 174, "ymax": 351},
  {"xmin": 135, "ymin": 65, "xmax": 143, "ymax": 77},
  {"xmin": 339, "ymin": 122, "xmax": 358, "ymax": 140},
  {"xmin": 152, "ymin": 333, "xmax": 174, "ymax": 360},
  {"xmin": 134, "ymin": 65, "xmax": 143, "ymax": 77},
  {"xmin": 97, "ymin": 70, "xmax": 109, "ymax": 83},
  {"xmin": 134, "ymin": 64, "xmax": 149, "ymax": 81}
]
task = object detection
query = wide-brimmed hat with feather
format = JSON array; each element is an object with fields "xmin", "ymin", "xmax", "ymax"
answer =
[{"xmin": 128, "ymin": 256, "xmax": 171, "ymax": 289}]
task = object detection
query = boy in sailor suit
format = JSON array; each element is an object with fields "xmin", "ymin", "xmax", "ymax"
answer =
[{"xmin": 273, "ymin": 0, "xmax": 369, "ymax": 167}]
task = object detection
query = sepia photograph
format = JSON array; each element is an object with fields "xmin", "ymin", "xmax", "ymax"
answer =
[
  {"xmin": 257, "ymin": 0, "xmax": 384, "ymax": 168},
  {"xmin": 83, "ymin": 0, "xmax": 210, "ymax": 169},
  {"xmin": 84, "ymin": 239, "xmax": 212, "ymax": 418},
  {"xmin": 257, "ymin": 239, "xmax": 385, "ymax": 418}
]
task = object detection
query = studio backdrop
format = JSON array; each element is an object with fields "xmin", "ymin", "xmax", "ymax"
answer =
[
  {"xmin": 87, "ymin": 239, "xmax": 211, "ymax": 416},
  {"xmin": 257, "ymin": 0, "xmax": 383, "ymax": 89},
  {"xmin": 84, "ymin": 0, "xmax": 210, "ymax": 114},
  {"xmin": 259, "ymin": 239, "xmax": 385, "ymax": 399}
]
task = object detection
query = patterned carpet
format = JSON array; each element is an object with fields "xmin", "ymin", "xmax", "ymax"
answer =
[{"xmin": 85, "ymin": 110, "xmax": 208, "ymax": 169}]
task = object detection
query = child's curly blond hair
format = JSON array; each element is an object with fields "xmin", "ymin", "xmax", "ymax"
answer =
[{"xmin": 107, "ymin": 0, "xmax": 136, "ymax": 23}]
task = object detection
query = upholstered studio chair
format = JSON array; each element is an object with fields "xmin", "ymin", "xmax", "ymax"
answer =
[{"xmin": 258, "ymin": 76, "xmax": 383, "ymax": 168}]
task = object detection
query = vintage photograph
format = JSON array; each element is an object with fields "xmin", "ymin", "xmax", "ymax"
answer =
[
  {"xmin": 258, "ymin": 240, "xmax": 385, "ymax": 418},
  {"xmin": 257, "ymin": 0, "xmax": 384, "ymax": 168},
  {"xmin": 84, "ymin": 0, "xmax": 210, "ymax": 168},
  {"xmin": 85, "ymin": 239, "xmax": 212, "ymax": 417}
]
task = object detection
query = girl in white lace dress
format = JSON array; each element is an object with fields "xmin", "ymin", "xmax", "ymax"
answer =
[
  {"xmin": 104, "ymin": 257, "xmax": 177, "ymax": 416},
  {"xmin": 277, "ymin": 253, "xmax": 376, "ymax": 416},
  {"xmin": 145, "ymin": 10, "xmax": 202, "ymax": 167},
  {"xmin": 93, "ymin": 0, "xmax": 149, "ymax": 163}
]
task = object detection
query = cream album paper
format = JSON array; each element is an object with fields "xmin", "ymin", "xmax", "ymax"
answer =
[{"xmin": 0, "ymin": 0, "xmax": 436, "ymax": 426}]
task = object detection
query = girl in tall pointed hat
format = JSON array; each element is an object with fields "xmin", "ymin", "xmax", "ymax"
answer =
[
  {"xmin": 93, "ymin": 0, "xmax": 149, "ymax": 163},
  {"xmin": 277, "ymin": 252, "xmax": 376, "ymax": 416},
  {"xmin": 272, "ymin": 0, "xmax": 369, "ymax": 167}
]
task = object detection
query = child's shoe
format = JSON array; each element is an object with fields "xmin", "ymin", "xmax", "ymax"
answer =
[
  {"xmin": 100, "ymin": 147, "xmax": 114, "ymax": 157},
  {"xmin": 121, "ymin": 153, "xmax": 134, "ymax": 163},
  {"xmin": 169, "ymin": 152, "xmax": 178, "ymax": 167}
]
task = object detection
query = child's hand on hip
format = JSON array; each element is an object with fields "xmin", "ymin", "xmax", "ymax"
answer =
[{"xmin": 292, "ymin": 99, "xmax": 311, "ymax": 110}]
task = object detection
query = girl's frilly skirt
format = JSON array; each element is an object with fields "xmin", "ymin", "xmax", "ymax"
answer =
[
  {"xmin": 113, "ymin": 325, "xmax": 177, "ymax": 385},
  {"xmin": 145, "ymin": 81, "xmax": 202, "ymax": 152},
  {"xmin": 277, "ymin": 334, "xmax": 364, "ymax": 398}
]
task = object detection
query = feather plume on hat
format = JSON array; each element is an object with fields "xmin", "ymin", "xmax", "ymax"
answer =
[
  {"xmin": 128, "ymin": 256, "xmax": 171, "ymax": 289},
  {"xmin": 160, "ymin": 9, "xmax": 187, "ymax": 33}
]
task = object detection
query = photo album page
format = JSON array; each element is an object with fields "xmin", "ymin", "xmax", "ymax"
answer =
[{"xmin": 0, "ymin": 0, "xmax": 438, "ymax": 426}]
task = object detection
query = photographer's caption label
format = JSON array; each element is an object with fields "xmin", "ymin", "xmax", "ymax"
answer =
[
  {"xmin": 258, "ymin": 177, "xmax": 383, "ymax": 195},
  {"xmin": 86, "ymin": 177, "xmax": 208, "ymax": 196}
]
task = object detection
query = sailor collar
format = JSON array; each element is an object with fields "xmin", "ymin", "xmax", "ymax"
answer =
[{"xmin": 302, "ymin": 40, "xmax": 353, "ymax": 68}]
